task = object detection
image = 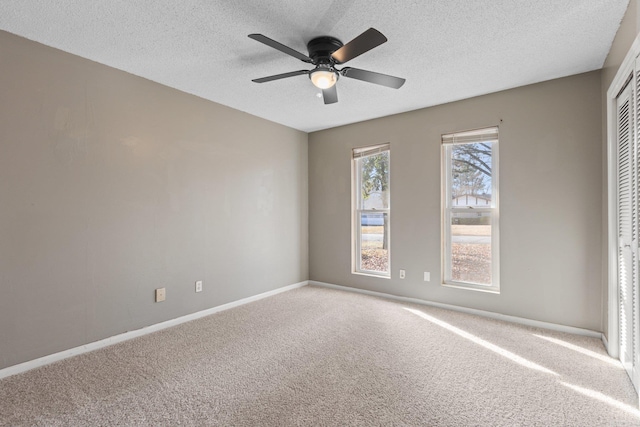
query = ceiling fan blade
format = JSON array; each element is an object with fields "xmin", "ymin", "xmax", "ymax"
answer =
[
  {"xmin": 252, "ymin": 70, "xmax": 309, "ymax": 83},
  {"xmin": 331, "ymin": 28, "xmax": 387, "ymax": 64},
  {"xmin": 322, "ymin": 85, "xmax": 338, "ymax": 104},
  {"xmin": 248, "ymin": 34, "xmax": 313, "ymax": 63},
  {"xmin": 341, "ymin": 67, "xmax": 405, "ymax": 89}
]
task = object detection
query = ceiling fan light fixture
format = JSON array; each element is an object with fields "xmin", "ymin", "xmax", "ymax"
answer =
[{"xmin": 310, "ymin": 68, "xmax": 338, "ymax": 89}]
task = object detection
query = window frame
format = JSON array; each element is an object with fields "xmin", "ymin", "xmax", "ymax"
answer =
[
  {"xmin": 442, "ymin": 128, "xmax": 500, "ymax": 293},
  {"xmin": 352, "ymin": 143, "xmax": 391, "ymax": 278}
]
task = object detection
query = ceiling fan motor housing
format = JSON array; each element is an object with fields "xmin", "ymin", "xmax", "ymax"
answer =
[{"xmin": 307, "ymin": 36, "xmax": 343, "ymax": 65}]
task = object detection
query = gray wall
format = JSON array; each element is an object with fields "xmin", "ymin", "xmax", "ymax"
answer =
[
  {"xmin": 0, "ymin": 31, "xmax": 308, "ymax": 370},
  {"xmin": 601, "ymin": 0, "xmax": 639, "ymax": 341},
  {"xmin": 309, "ymin": 71, "xmax": 603, "ymax": 331}
]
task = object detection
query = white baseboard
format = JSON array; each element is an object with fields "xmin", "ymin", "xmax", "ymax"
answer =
[
  {"xmin": 0, "ymin": 280, "xmax": 309, "ymax": 380},
  {"xmin": 309, "ymin": 281, "xmax": 602, "ymax": 338},
  {"xmin": 2, "ymin": 279, "xmax": 603, "ymax": 381}
]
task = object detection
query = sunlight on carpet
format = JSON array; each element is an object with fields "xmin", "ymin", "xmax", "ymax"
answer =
[
  {"xmin": 403, "ymin": 307, "xmax": 558, "ymax": 376},
  {"xmin": 0, "ymin": 285, "xmax": 637, "ymax": 426}
]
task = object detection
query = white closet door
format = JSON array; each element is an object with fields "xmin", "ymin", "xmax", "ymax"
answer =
[
  {"xmin": 617, "ymin": 78, "xmax": 635, "ymax": 387},
  {"xmin": 633, "ymin": 61, "xmax": 640, "ymax": 391},
  {"xmin": 617, "ymin": 74, "xmax": 639, "ymax": 392}
]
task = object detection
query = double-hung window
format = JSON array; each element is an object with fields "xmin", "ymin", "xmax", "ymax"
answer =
[
  {"xmin": 353, "ymin": 143, "xmax": 390, "ymax": 277},
  {"xmin": 442, "ymin": 127, "xmax": 499, "ymax": 292}
]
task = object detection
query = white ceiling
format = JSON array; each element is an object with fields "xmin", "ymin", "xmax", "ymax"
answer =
[{"xmin": 0, "ymin": 0, "xmax": 629, "ymax": 132}]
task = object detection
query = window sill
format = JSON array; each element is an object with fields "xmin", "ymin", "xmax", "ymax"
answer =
[
  {"xmin": 352, "ymin": 271, "xmax": 391, "ymax": 279},
  {"xmin": 442, "ymin": 281, "xmax": 500, "ymax": 294}
]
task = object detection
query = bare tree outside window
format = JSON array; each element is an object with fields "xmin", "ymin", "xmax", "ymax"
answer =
[
  {"xmin": 451, "ymin": 143, "xmax": 492, "ymax": 284},
  {"xmin": 452, "ymin": 143, "xmax": 492, "ymax": 199},
  {"xmin": 354, "ymin": 147, "xmax": 390, "ymax": 275},
  {"xmin": 443, "ymin": 129, "xmax": 499, "ymax": 291}
]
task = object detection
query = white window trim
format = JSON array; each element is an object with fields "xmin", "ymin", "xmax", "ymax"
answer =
[
  {"xmin": 352, "ymin": 143, "xmax": 391, "ymax": 278},
  {"xmin": 442, "ymin": 128, "xmax": 500, "ymax": 293}
]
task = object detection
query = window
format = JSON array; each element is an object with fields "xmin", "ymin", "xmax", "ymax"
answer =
[
  {"xmin": 353, "ymin": 144, "xmax": 390, "ymax": 277},
  {"xmin": 442, "ymin": 127, "xmax": 499, "ymax": 292}
]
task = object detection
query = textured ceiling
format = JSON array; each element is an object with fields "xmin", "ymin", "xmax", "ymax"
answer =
[{"xmin": 0, "ymin": 0, "xmax": 629, "ymax": 132}]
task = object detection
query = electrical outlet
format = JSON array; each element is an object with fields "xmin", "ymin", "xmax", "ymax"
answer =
[
  {"xmin": 195, "ymin": 280, "xmax": 203, "ymax": 293},
  {"xmin": 399, "ymin": 269, "xmax": 406, "ymax": 279},
  {"xmin": 155, "ymin": 288, "xmax": 166, "ymax": 302},
  {"xmin": 424, "ymin": 272, "xmax": 430, "ymax": 282}
]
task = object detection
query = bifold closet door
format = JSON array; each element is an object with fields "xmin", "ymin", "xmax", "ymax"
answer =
[{"xmin": 616, "ymin": 70, "xmax": 639, "ymax": 393}]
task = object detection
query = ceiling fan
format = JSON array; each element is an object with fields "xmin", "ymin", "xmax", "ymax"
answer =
[{"xmin": 248, "ymin": 28, "xmax": 406, "ymax": 104}]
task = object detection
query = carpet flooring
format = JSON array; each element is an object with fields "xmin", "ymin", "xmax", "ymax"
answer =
[{"xmin": 0, "ymin": 285, "xmax": 638, "ymax": 426}]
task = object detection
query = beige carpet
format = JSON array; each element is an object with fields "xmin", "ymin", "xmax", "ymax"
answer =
[{"xmin": 0, "ymin": 285, "xmax": 638, "ymax": 426}]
